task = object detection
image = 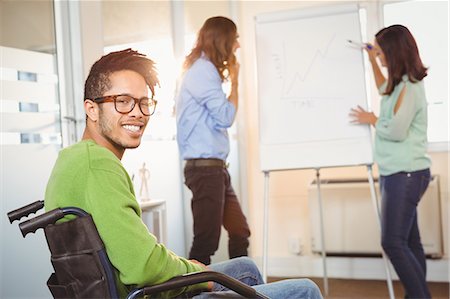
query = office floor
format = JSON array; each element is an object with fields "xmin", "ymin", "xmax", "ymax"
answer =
[{"xmin": 268, "ymin": 277, "xmax": 449, "ymax": 299}]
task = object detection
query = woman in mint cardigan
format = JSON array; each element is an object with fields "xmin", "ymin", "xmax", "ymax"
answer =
[{"xmin": 350, "ymin": 25, "xmax": 431, "ymax": 298}]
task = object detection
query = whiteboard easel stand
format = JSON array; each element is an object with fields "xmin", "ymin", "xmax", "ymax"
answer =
[
  {"xmin": 314, "ymin": 165, "xmax": 393, "ymax": 297},
  {"xmin": 262, "ymin": 171, "xmax": 270, "ymax": 282},
  {"xmin": 260, "ymin": 165, "xmax": 395, "ymax": 299},
  {"xmin": 315, "ymin": 168, "xmax": 329, "ymax": 295},
  {"xmin": 367, "ymin": 165, "xmax": 395, "ymax": 299}
]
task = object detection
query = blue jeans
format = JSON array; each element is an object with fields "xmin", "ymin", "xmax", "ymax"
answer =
[
  {"xmin": 380, "ymin": 169, "xmax": 431, "ymax": 299},
  {"xmin": 193, "ymin": 257, "xmax": 323, "ymax": 299}
]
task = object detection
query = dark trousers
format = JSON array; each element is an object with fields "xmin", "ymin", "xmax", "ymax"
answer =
[
  {"xmin": 380, "ymin": 168, "xmax": 431, "ymax": 299},
  {"xmin": 184, "ymin": 164, "xmax": 251, "ymax": 265}
]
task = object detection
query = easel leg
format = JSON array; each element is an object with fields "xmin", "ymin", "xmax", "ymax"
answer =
[
  {"xmin": 367, "ymin": 165, "xmax": 395, "ymax": 299},
  {"xmin": 262, "ymin": 171, "xmax": 270, "ymax": 283},
  {"xmin": 316, "ymin": 169, "xmax": 329, "ymax": 295}
]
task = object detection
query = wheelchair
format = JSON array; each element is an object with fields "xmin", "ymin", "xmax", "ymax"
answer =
[{"xmin": 8, "ymin": 201, "xmax": 269, "ymax": 299}]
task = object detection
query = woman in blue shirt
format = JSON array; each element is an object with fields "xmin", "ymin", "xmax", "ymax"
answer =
[
  {"xmin": 176, "ymin": 16, "xmax": 323, "ymax": 299},
  {"xmin": 176, "ymin": 16, "xmax": 249, "ymax": 266},
  {"xmin": 350, "ymin": 25, "xmax": 431, "ymax": 298}
]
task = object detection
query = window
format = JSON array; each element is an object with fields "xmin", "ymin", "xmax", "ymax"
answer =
[
  {"xmin": 0, "ymin": 0, "xmax": 61, "ymax": 146},
  {"xmin": 383, "ymin": 1, "xmax": 449, "ymax": 148},
  {"xmin": 1, "ymin": 1, "xmax": 64, "ymax": 297},
  {"xmin": 103, "ymin": 1, "xmax": 176, "ymax": 140}
]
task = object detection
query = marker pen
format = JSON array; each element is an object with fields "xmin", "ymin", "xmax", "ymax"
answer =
[{"xmin": 347, "ymin": 40, "xmax": 373, "ymax": 49}]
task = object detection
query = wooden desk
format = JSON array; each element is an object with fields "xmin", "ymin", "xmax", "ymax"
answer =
[{"xmin": 139, "ymin": 199, "xmax": 167, "ymax": 244}]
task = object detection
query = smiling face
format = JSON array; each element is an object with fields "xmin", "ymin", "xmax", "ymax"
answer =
[{"xmin": 84, "ymin": 70, "xmax": 149, "ymax": 158}]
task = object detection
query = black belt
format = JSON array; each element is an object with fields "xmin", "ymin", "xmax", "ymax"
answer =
[{"xmin": 186, "ymin": 159, "xmax": 228, "ymax": 168}]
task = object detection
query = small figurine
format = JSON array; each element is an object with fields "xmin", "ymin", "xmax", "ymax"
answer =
[{"xmin": 138, "ymin": 162, "xmax": 150, "ymax": 202}]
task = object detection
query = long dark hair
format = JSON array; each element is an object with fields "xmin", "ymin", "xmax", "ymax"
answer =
[
  {"xmin": 376, "ymin": 25, "xmax": 427, "ymax": 95},
  {"xmin": 183, "ymin": 16, "xmax": 237, "ymax": 82}
]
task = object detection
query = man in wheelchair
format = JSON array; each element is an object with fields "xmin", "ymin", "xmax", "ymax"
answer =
[{"xmin": 44, "ymin": 49, "xmax": 322, "ymax": 299}]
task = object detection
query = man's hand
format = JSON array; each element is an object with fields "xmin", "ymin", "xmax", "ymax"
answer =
[{"xmin": 189, "ymin": 259, "xmax": 213, "ymax": 290}]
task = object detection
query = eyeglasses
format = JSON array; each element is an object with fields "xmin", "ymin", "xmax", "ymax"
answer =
[{"xmin": 93, "ymin": 94, "xmax": 157, "ymax": 116}]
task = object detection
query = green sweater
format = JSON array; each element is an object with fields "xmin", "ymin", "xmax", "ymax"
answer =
[
  {"xmin": 374, "ymin": 75, "xmax": 431, "ymax": 176},
  {"xmin": 45, "ymin": 140, "xmax": 206, "ymax": 298}
]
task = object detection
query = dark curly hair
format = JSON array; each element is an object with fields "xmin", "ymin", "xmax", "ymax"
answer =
[{"xmin": 84, "ymin": 48, "xmax": 159, "ymax": 100}]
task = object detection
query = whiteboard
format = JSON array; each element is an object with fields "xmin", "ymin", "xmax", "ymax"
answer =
[{"xmin": 255, "ymin": 4, "xmax": 373, "ymax": 171}]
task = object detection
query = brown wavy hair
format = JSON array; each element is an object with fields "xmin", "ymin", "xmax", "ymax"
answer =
[
  {"xmin": 183, "ymin": 16, "xmax": 237, "ymax": 82},
  {"xmin": 376, "ymin": 25, "xmax": 427, "ymax": 95}
]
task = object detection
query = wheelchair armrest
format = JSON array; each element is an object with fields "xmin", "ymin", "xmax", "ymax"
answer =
[
  {"xmin": 126, "ymin": 270, "xmax": 269, "ymax": 299},
  {"xmin": 7, "ymin": 200, "xmax": 44, "ymax": 223}
]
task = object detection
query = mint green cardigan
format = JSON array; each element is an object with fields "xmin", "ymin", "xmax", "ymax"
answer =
[
  {"xmin": 375, "ymin": 76, "xmax": 431, "ymax": 176},
  {"xmin": 45, "ymin": 140, "xmax": 206, "ymax": 298}
]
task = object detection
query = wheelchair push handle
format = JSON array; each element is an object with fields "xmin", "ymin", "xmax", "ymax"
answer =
[
  {"xmin": 19, "ymin": 209, "xmax": 65, "ymax": 237},
  {"xmin": 7, "ymin": 200, "xmax": 44, "ymax": 223}
]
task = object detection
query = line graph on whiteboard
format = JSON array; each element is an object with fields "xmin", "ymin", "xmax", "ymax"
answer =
[
  {"xmin": 271, "ymin": 33, "xmax": 347, "ymax": 107},
  {"xmin": 255, "ymin": 6, "xmax": 374, "ymax": 170},
  {"xmin": 283, "ymin": 33, "xmax": 336, "ymax": 97},
  {"xmin": 260, "ymin": 31, "xmax": 368, "ymax": 145}
]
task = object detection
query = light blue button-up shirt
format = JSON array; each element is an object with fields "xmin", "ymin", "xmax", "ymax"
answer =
[
  {"xmin": 375, "ymin": 75, "xmax": 431, "ymax": 176},
  {"xmin": 176, "ymin": 55, "xmax": 236, "ymax": 160}
]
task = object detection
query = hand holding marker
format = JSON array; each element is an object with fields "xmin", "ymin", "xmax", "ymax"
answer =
[{"xmin": 347, "ymin": 40, "xmax": 373, "ymax": 49}]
